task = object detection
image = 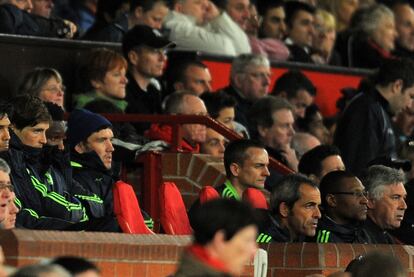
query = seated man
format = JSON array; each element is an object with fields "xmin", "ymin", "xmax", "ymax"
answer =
[
  {"xmin": 258, "ymin": 174, "xmax": 321, "ymax": 242},
  {"xmin": 363, "ymin": 165, "xmax": 407, "ymax": 244},
  {"xmin": 146, "ymin": 91, "xmax": 207, "ymax": 152},
  {"xmin": 298, "ymin": 144, "xmax": 345, "ymax": 184},
  {"xmin": 200, "ymin": 128, "xmax": 227, "ymax": 158},
  {"xmin": 67, "ymin": 109, "xmax": 153, "ymax": 229},
  {"xmin": 0, "ymin": 101, "xmax": 11, "ymax": 153},
  {"xmin": 176, "ymin": 198, "xmax": 259, "ymax": 276},
  {"xmin": 315, "ymin": 170, "xmax": 371, "ymax": 243},
  {"xmin": 3, "ymin": 95, "xmax": 109, "ymax": 230},
  {"xmin": 0, "ymin": 158, "xmax": 14, "ymax": 229}
]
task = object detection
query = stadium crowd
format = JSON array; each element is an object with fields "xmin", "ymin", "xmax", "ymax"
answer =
[{"xmin": 0, "ymin": 0, "xmax": 414, "ymax": 276}]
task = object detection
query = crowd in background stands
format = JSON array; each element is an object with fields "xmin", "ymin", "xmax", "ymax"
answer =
[{"xmin": 2, "ymin": 0, "xmax": 414, "ymax": 276}]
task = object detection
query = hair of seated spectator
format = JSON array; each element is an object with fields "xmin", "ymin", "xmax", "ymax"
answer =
[
  {"xmin": 315, "ymin": 8, "xmax": 336, "ymax": 31},
  {"xmin": 224, "ymin": 139, "xmax": 265, "ymax": 178},
  {"xmin": 44, "ymin": 102, "xmax": 64, "ymax": 121},
  {"xmin": 200, "ymin": 91, "xmax": 236, "ymax": 119},
  {"xmin": 296, "ymin": 104, "xmax": 321, "ymax": 131},
  {"xmin": 272, "ymin": 70, "xmax": 316, "ymax": 98},
  {"xmin": 0, "ymin": 158, "xmax": 10, "ymax": 175},
  {"xmin": 163, "ymin": 91, "xmax": 196, "ymax": 114},
  {"xmin": 248, "ymin": 96, "xmax": 293, "ymax": 139},
  {"xmin": 230, "ymin": 54, "xmax": 270, "ymax": 81},
  {"xmin": 131, "ymin": 0, "xmax": 168, "ymax": 12},
  {"xmin": 10, "ymin": 264, "xmax": 71, "ymax": 277},
  {"xmin": 0, "ymin": 101, "xmax": 12, "ymax": 121},
  {"xmin": 51, "ymin": 256, "xmax": 100, "ymax": 275},
  {"xmin": 18, "ymin": 68, "xmax": 62, "ymax": 98},
  {"xmin": 256, "ymin": 0, "xmax": 284, "ymax": 17},
  {"xmin": 298, "ymin": 145, "xmax": 341, "ymax": 177},
  {"xmin": 284, "ymin": 1, "xmax": 316, "ymax": 29},
  {"xmin": 346, "ymin": 251, "xmax": 406, "ymax": 277},
  {"xmin": 359, "ymin": 4, "xmax": 394, "ymax": 38},
  {"xmin": 319, "ymin": 170, "xmax": 356, "ymax": 208},
  {"xmin": 372, "ymin": 59, "xmax": 414, "ymax": 92},
  {"xmin": 81, "ymin": 48, "xmax": 127, "ymax": 92},
  {"xmin": 165, "ymin": 59, "xmax": 208, "ymax": 93},
  {"xmin": 363, "ymin": 165, "xmax": 405, "ymax": 201},
  {"xmin": 191, "ymin": 198, "xmax": 259, "ymax": 245},
  {"xmin": 270, "ymin": 174, "xmax": 317, "ymax": 215},
  {"xmin": 10, "ymin": 95, "xmax": 51, "ymax": 130}
]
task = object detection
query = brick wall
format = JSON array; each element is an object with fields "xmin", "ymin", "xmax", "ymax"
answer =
[
  {"xmin": 3, "ymin": 229, "xmax": 414, "ymax": 277},
  {"xmin": 161, "ymin": 153, "xmax": 226, "ymax": 208}
]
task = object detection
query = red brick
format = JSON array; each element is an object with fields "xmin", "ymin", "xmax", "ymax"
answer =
[
  {"xmin": 320, "ymin": 243, "xmax": 338, "ymax": 268},
  {"xmin": 394, "ymin": 245, "xmax": 411, "ymax": 268},
  {"xmin": 266, "ymin": 243, "xmax": 285, "ymax": 267},
  {"xmin": 115, "ymin": 262, "xmax": 133, "ymax": 277},
  {"xmin": 148, "ymin": 263, "xmax": 164, "ymax": 277},
  {"xmin": 197, "ymin": 164, "xmax": 226, "ymax": 187},
  {"xmin": 336, "ymin": 243, "xmax": 355, "ymax": 267},
  {"xmin": 98, "ymin": 262, "xmax": 116, "ymax": 277},
  {"xmin": 132, "ymin": 263, "xmax": 148, "ymax": 276},
  {"xmin": 285, "ymin": 243, "xmax": 303, "ymax": 267},
  {"xmin": 302, "ymin": 243, "xmax": 320, "ymax": 267},
  {"xmin": 188, "ymin": 156, "xmax": 206, "ymax": 182},
  {"xmin": 163, "ymin": 264, "xmax": 178, "ymax": 276},
  {"xmin": 162, "ymin": 153, "xmax": 178, "ymax": 175},
  {"xmin": 178, "ymin": 154, "xmax": 192, "ymax": 176}
]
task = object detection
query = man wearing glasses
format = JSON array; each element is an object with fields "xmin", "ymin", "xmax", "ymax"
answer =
[
  {"xmin": 315, "ymin": 170, "xmax": 372, "ymax": 243},
  {"xmin": 362, "ymin": 165, "xmax": 407, "ymax": 244}
]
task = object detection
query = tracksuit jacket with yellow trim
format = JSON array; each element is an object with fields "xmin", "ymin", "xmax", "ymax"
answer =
[{"xmin": 2, "ymin": 133, "xmax": 105, "ymax": 230}]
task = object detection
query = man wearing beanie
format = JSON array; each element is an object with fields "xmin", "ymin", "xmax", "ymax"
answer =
[
  {"xmin": 68, "ymin": 109, "xmax": 154, "ymax": 230},
  {"xmin": 1, "ymin": 95, "xmax": 113, "ymax": 231}
]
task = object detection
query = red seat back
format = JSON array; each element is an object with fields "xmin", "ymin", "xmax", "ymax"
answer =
[
  {"xmin": 159, "ymin": 182, "xmax": 192, "ymax": 235},
  {"xmin": 242, "ymin": 188, "xmax": 269, "ymax": 209},
  {"xmin": 199, "ymin": 186, "xmax": 220, "ymax": 204},
  {"xmin": 113, "ymin": 180, "xmax": 153, "ymax": 234}
]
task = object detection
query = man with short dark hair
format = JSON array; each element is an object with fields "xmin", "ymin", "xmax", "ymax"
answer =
[
  {"xmin": 271, "ymin": 70, "xmax": 316, "ymax": 119},
  {"xmin": 0, "ymin": 102, "xmax": 11, "ymax": 153},
  {"xmin": 392, "ymin": 1, "xmax": 414, "ymax": 60},
  {"xmin": 334, "ymin": 59, "xmax": 414, "ymax": 175},
  {"xmin": 284, "ymin": 1, "xmax": 316, "ymax": 63},
  {"xmin": 258, "ymin": 174, "xmax": 321, "ymax": 242},
  {"xmin": 315, "ymin": 170, "xmax": 371, "ymax": 243},
  {"xmin": 257, "ymin": 0, "xmax": 286, "ymax": 40},
  {"xmin": 298, "ymin": 144, "xmax": 345, "ymax": 184},
  {"xmin": 363, "ymin": 165, "xmax": 407, "ymax": 244}
]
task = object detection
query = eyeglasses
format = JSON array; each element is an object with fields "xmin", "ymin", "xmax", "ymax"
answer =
[
  {"xmin": 245, "ymin": 72, "xmax": 272, "ymax": 80},
  {"xmin": 42, "ymin": 85, "xmax": 66, "ymax": 94},
  {"xmin": 331, "ymin": 191, "xmax": 368, "ymax": 198}
]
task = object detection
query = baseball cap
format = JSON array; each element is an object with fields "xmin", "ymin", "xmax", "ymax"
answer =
[{"xmin": 122, "ymin": 25, "xmax": 175, "ymax": 57}]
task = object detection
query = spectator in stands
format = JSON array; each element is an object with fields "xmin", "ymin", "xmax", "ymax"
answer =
[
  {"xmin": 315, "ymin": 170, "xmax": 371, "ymax": 243},
  {"xmin": 84, "ymin": 0, "xmax": 169, "ymax": 42},
  {"xmin": 200, "ymin": 129, "xmax": 227, "ymax": 158},
  {"xmin": 164, "ymin": 0, "xmax": 251, "ymax": 56},
  {"xmin": 146, "ymin": 91, "xmax": 207, "ymax": 152},
  {"xmin": 200, "ymin": 91, "xmax": 249, "ymax": 138},
  {"xmin": 44, "ymin": 102, "xmax": 65, "ymax": 151},
  {"xmin": 0, "ymin": 0, "xmax": 76, "ymax": 38},
  {"xmin": 258, "ymin": 174, "xmax": 321, "ymax": 242},
  {"xmin": 312, "ymin": 9, "xmax": 341, "ymax": 66},
  {"xmin": 31, "ymin": 0, "xmax": 53, "ymax": 18},
  {"xmin": 11, "ymin": 264, "xmax": 71, "ymax": 277},
  {"xmin": 291, "ymin": 132, "xmax": 320, "ymax": 160},
  {"xmin": 245, "ymin": 2, "xmax": 290, "ymax": 61},
  {"xmin": 248, "ymin": 96, "xmax": 298, "ymax": 171},
  {"xmin": 122, "ymin": 25, "xmax": 174, "ymax": 133},
  {"xmin": 3, "ymin": 95, "xmax": 113, "ymax": 231},
  {"xmin": 284, "ymin": 1, "xmax": 316, "ymax": 63},
  {"xmin": 346, "ymin": 251, "xmax": 406, "ymax": 277},
  {"xmin": 392, "ymin": 1, "xmax": 414, "ymax": 60},
  {"xmin": 271, "ymin": 70, "xmax": 316, "ymax": 119},
  {"xmin": 74, "ymin": 48, "xmax": 128, "ymax": 112},
  {"xmin": 0, "ymin": 102, "xmax": 11, "ymax": 153},
  {"xmin": 297, "ymin": 104, "xmax": 331, "ymax": 144},
  {"xmin": 0, "ymin": 158, "xmax": 15, "ymax": 229},
  {"xmin": 257, "ymin": 0, "xmax": 286, "ymax": 40},
  {"xmin": 221, "ymin": 54, "xmax": 271, "ymax": 128},
  {"xmin": 19, "ymin": 68, "xmax": 66, "ymax": 109},
  {"xmin": 298, "ymin": 144, "xmax": 345, "ymax": 184},
  {"xmin": 166, "ymin": 60, "xmax": 212, "ymax": 97},
  {"xmin": 363, "ymin": 165, "xmax": 407, "ymax": 244},
  {"xmin": 334, "ymin": 59, "xmax": 414, "ymax": 175},
  {"xmin": 52, "ymin": 256, "xmax": 100, "ymax": 277},
  {"xmin": 349, "ymin": 4, "xmax": 397, "ymax": 68},
  {"xmin": 318, "ymin": 0, "xmax": 359, "ymax": 32},
  {"xmin": 176, "ymin": 198, "xmax": 258, "ymax": 276}
]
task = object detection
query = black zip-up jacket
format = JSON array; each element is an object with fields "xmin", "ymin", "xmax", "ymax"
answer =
[
  {"xmin": 362, "ymin": 217, "xmax": 399, "ymax": 244},
  {"xmin": 314, "ymin": 215, "xmax": 372, "ymax": 243},
  {"xmin": 257, "ymin": 212, "xmax": 306, "ymax": 243},
  {"xmin": 334, "ymin": 89, "xmax": 397, "ymax": 175}
]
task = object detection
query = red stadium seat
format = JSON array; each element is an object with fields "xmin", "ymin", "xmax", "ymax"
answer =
[
  {"xmin": 199, "ymin": 186, "xmax": 220, "ymax": 204},
  {"xmin": 113, "ymin": 180, "xmax": 153, "ymax": 234},
  {"xmin": 159, "ymin": 182, "xmax": 192, "ymax": 235},
  {"xmin": 242, "ymin": 188, "xmax": 269, "ymax": 209}
]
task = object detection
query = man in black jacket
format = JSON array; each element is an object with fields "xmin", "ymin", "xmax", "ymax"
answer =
[
  {"xmin": 334, "ymin": 58, "xmax": 414, "ymax": 175},
  {"xmin": 258, "ymin": 174, "xmax": 321, "ymax": 242},
  {"xmin": 315, "ymin": 170, "xmax": 371, "ymax": 243}
]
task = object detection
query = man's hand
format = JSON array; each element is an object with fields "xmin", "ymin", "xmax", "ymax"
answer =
[
  {"xmin": 63, "ymin": 20, "xmax": 77, "ymax": 38},
  {"xmin": 204, "ymin": 0, "xmax": 220, "ymax": 23}
]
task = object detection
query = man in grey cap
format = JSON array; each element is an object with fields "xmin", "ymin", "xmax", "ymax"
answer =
[{"xmin": 122, "ymin": 24, "xmax": 175, "ymax": 133}]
